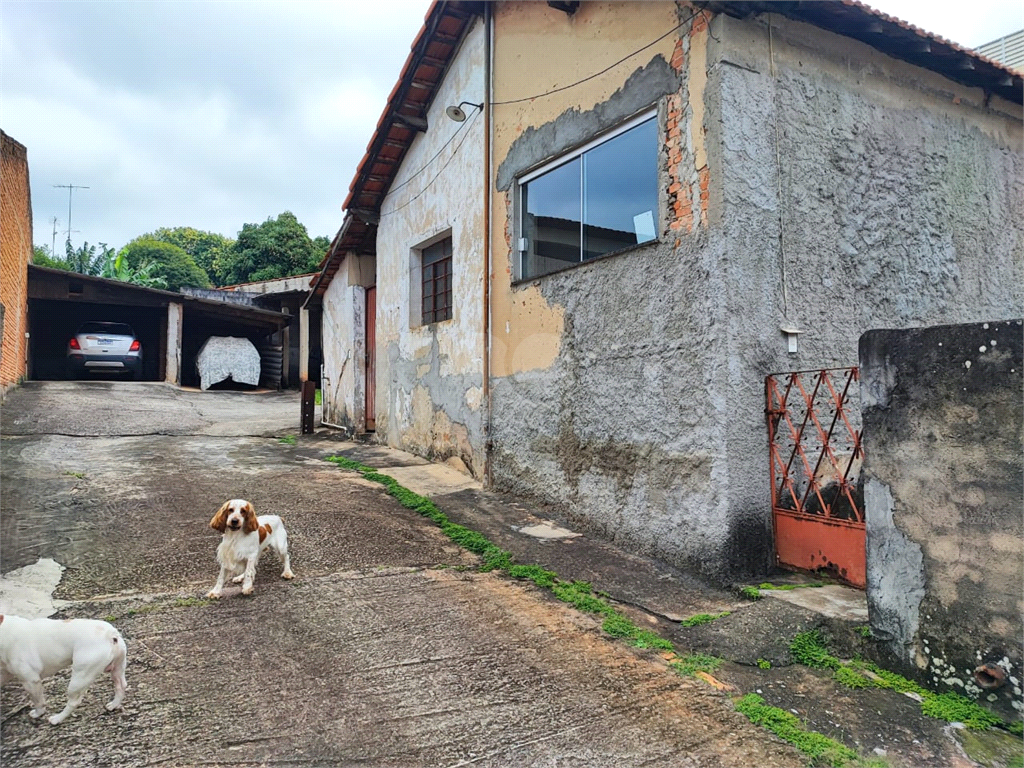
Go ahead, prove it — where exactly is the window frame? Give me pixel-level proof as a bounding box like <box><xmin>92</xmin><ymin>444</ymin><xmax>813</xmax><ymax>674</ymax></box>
<box><xmin>516</xmin><ymin>108</ymin><xmax>660</xmax><ymax>281</ymax></box>
<box><xmin>418</xmin><ymin>234</ymin><xmax>453</xmax><ymax>326</ymax></box>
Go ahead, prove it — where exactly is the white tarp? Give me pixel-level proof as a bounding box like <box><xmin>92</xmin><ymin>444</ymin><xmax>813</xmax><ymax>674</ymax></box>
<box><xmin>196</xmin><ymin>336</ymin><xmax>261</xmax><ymax>390</ymax></box>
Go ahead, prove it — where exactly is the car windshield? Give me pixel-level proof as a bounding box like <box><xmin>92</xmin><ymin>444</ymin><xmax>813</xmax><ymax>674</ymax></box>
<box><xmin>77</xmin><ymin>322</ymin><xmax>135</xmax><ymax>336</ymax></box>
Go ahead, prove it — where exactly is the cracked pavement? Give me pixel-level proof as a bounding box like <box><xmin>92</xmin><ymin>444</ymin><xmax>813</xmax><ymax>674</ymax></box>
<box><xmin>1</xmin><ymin>382</ymin><xmax>804</xmax><ymax>767</ymax></box>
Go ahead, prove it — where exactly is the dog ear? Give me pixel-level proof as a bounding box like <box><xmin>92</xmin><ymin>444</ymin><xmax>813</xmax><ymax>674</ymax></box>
<box><xmin>242</xmin><ymin>501</ymin><xmax>259</xmax><ymax>534</ymax></box>
<box><xmin>210</xmin><ymin>501</ymin><xmax>231</xmax><ymax>533</ymax></box>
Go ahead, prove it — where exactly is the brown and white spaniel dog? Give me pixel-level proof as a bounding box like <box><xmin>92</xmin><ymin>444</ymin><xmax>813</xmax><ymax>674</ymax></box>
<box><xmin>207</xmin><ymin>499</ymin><xmax>294</xmax><ymax>598</ymax></box>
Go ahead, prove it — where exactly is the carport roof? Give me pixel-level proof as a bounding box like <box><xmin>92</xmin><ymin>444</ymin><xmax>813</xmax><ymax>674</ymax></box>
<box><xmin>28</xmin><ymin>265</ymin><xmax>290</xmax><ymax>331</ymax></box>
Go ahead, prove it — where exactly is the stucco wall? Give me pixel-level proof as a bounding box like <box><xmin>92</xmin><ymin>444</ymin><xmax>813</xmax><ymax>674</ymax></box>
<box><xmin>373</xmin><ymin>18</ymin><xmax>487</xmax><ymax>476</ymax></box>
<box><xmin>487</xmin><ymin>2</ymin><xmax>1023</xmax><ymax>581</ymax></box>
<box><xmin>860</xmin><ymin>320</ymin><xmax>1023</xmax><ymax>717</ymax></box>
<box><xmin>320</xmin><ymin>254</ymin><xmax>372</xmax><ymax>433</ymax></box>
<box><xmin>707</xmin><ymin>11</ymin><xmax>1023</xmax><ymax>576</ymax></box>
<box><xmin>1</xmin><ymin>131</ymin><xmax>33</xmax><ymax>392</ymax></box>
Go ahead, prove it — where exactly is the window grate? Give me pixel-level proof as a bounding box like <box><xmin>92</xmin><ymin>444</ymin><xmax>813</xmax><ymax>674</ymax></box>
<box><xmin>422</xmin><ymin>237</ymin><xmax>452</xmax><ymax>324</ymax></box>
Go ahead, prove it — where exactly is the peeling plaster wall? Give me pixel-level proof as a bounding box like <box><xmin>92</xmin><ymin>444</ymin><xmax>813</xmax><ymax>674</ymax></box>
<box><xmin>320</xmin><ymin>254</ymin><xmax>373</xmax><ymax>433</ymax></box>
<box><xmin>860</xmin><ymin>321</ymin><xmax>1023</xmax><ymax>717</ymax></box>
<box><xmin>488</xmin><ymin>1</ymin><xmax>1023</xmax><ymax>581</ymax></box>
<box><xmin>374</xmin><ymin>19</ymin><xmax>487</xmax><ymax>476</ymax></box>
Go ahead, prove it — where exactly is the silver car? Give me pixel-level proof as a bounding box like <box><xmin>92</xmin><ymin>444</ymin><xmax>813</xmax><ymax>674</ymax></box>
<box><xmin>66</xmin><ymin>322</ymin><xmax>143</xmax><ymax>380</ymax></box>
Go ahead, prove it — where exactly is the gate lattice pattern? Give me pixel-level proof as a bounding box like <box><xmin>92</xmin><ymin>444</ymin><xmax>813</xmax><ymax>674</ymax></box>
<box><xmin>765</xmin><ymin>367</ymin><xmax>866</xmax><ymax>587</ymax></box>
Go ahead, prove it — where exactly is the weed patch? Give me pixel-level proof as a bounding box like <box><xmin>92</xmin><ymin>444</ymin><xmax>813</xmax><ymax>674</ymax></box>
<box><xmin>757</xmin><ymin>658</ymin><xmax>772</xmax><ymax>670</ymax></box>
<box><xmin>110</xmin><ymin>596</ymin><xmax>212</xmax><ymax>622</ymax></box>
<box><xmin>63</xmin><ymin>471</ymin><xmax>86</xmax><ymax>479</ymax></box>
<box><xmin>671</xmin><ymin>653</ymin><xmax>722</xmax><ymax>676</ymax></box>
<box><xmin>791</xmin><ymin>634</ymin><xmax>1011</xmax><ymax>733</ymax></box>
<box><xmin>790</xmin><ymin>630</ymin><xmax>841</xmax><ymax>670</ymax></box>
<box><xmin>740</xmin><ymin>586</ymin><xmax>762</xmax><ymax>600</ymax></box>
<box><xmin>601</xmin><ymin>614</ymin><xmax>673</xmax><ymax>651</ymax></box>
<box><xmin>278</xmin><ymin>435</ymin><xmax>297</xmax><ymax>445</ymax></box>
<box><xmin>735</xmin><ymin>694</ymin><xmax>857</xmax><ymax>767</ymax></box>
<box><xmin>680</xmin><ymin>611</ymin><xmax>730</xmax><ymax>627</ymax></box>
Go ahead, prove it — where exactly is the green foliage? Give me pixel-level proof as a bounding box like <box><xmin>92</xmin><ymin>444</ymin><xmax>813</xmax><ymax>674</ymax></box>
<box><xmin>758</xmin><ymin>581</ymin><xmax>826</xmax><ymax>591</ymax></box>
<box><xmin>920</xmin><ymin>692</ymin><xmax>1003</xmax><ymax>730</ymax></box>
<box><xmin>601</xmin><ymin>614</ymin><xmax>674</xmax><ymax>651</ymax></box>
<box><xmin>506</xmin><ymin>564</ymin><xmax>556</xmax><ymax>588</ymax></box>
<box><xmin>790</xmin><ymin>630</ymin><xmax>841</xmax><ymax>670</ymax></box>
<box><xmin>680</xmin><ymin>611</ymin><xmax>730</xmax><ymax>627</ymax></box>
<box><xmin>735</xmin><ymin>694</ymin><xmax>857</xmax><ymax>767</ymax></box>
<box><xmin>98</xmin><ymin>249</ymin><xmax>168</xmax><ymax>288</ymax></box>
<box><xmin>850</xmin><ymin>660</ymin><xmax>929</xmax><ymax>697</ymax></box>
<box><xmin>551</xmin><ymin>580</ymin><xmax>614</xmax><ymax>615</ymax></box>
<box><xmin>33</xmin><ymin>244</ymin><xmax>73</xmax><ymax>270</ymax></box>
<box><xmin>757</xmin><ymin>658</ymin><xmax>772</xmax><ymax>670</ymax></box>
<box><xmin>64</xmin><ymin>240</ymin><xmax>115</xmax><ymax>276</ymax></box>
<box><xmin>120</xmin><ymin>237</ymin><xmax>210</xmax><ymax>291</ymax></box>
<box><xmin>855</xmin><ymin>625</ymin><xmax>873</xmax><ymax>639</ymax></box>
<box><xmin>215</xmin><ymin>211</ymin><xmax>327</xmax><ymax>286</ymax></box>
<box><xmin>1008</xmin><ymin>721</ymin><xmax>1024</xmax><ymax>737</ymax></box>
<box><xmin>278</xmin><ymin>435</ymin><xmax>297</xmax><ymax>445</ymax></box>
<box><xmin>670</xmin><ymin>653</ymin><xmax>722</xmax><ymax>676</ymax></box>
<box><xmin>147</xmin><ymin>227</ymin><xmax>234</xmax><ymax>284</ymax></box>
<box><xmin>315</xmin><ymin>389</ymin><xmax>322</xmax><ymax>405</ymax></box>
<box><xmin>834</xmin><ymin>666</ymin><xmax>870</xmax><ymax>689</ymax></box>
<box><xmin>1008</xmin><ymin>755</ymin><xmax>1023</xmax><ymax>768</ymax></box>
<box><xmin>740</xmin><ymin>586</ymin><xmax>762</xmax><ymax>600</ymax></box>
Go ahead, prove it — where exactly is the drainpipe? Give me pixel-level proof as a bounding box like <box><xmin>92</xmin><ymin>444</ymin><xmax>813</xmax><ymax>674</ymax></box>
<box><xmin>483</xmin><ymin>1</ymin><xmax>493</xmax><ymax>489</ymax></box>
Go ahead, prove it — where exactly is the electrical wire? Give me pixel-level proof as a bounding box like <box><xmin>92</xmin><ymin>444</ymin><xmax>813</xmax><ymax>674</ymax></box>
<box><xmin>491</xmin><ymin>8</ymin><xmax>705</xmax><ymax>106</ymax></box>
<box><xmin>379</xmin><ymin>109</ymin><xmax>482</xmax><ymax>219</ymax></box>
<box><xmin>365</xmin><ymin>8</ymin><xmax>709</xmax><ymax>216</ymax></box>
<box><xmin>381</xmin><ymin>104</ymin><xmax>481</xmax><ymax>201</ymax></box>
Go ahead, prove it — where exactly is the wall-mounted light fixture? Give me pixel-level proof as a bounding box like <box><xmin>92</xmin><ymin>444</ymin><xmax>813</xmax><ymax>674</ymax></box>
<box><xmin>444</xmin><ymin>101</ymin><xmax>483</xmax><ymax>122</ymax></box>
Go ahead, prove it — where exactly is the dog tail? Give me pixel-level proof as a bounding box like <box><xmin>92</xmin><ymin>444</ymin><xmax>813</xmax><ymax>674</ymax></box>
<box><xmin>105</xmin><ymin>632</ymin><xmax>129</xmax><ymax>695</ymax></box>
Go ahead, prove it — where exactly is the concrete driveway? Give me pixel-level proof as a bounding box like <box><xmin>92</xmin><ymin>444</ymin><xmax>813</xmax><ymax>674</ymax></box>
<box><xmin>0</xmin><ymin>382</ymin><xmax>802</xmax><ymax>767</ymax></box>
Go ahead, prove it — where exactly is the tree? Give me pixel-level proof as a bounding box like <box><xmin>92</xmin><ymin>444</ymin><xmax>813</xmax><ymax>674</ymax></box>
<box><xmin>120</xmin><ymin>237</ymin><xmax>211</xmax><ymax>291</ymax></box>
<box><xmin>98</xmin><ymin>250</ymin><xmax>168</xmax><ymax>289</ymax></box>
<box><xmin>215</xmin><ymin>211</ymin><xmax>327</xmax><ymax>286</ymax></box>
<box><xmin>146</xmin><ymin>227</ymin><xmax>234</xmax><ymax>285</ymax></box>
<box><xmin>33</xmin><ymin>244</ymin><xmax>73</xmax><ymax>271</ymax></box>
<box><xmin>63</xmin><ymin>241</ymin><xmax>115</xmax><ymax>276</ymax></box>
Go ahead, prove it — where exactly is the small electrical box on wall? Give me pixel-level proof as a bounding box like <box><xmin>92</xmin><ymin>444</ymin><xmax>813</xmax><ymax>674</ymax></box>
<box><xmin>780</xmin><ymin>323</ymin><xmax>802</xmax><ymax>355</ymax></box>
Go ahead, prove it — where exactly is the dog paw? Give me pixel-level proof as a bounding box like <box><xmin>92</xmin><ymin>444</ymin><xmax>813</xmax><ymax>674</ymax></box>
<box><xmin>105</xmin><ymin>701</ymin><xmax>121</xmax><ymax>711</ymax></box>
<box><xmin>47</xmin><ymin>714</ymin><xmax>65</xmax><ymax>725</ymax></box>
<box><xmin>241</xmin><ymin>585</ymin><xmax>254</xmax><ymax>595</ymax></box>
<box><xmin>231</xmin><ymin>575</ymin><xmax>245</xmax><ymax>584</ymax></box>
<box><xmin>281</xmin><ymin>570</ymin><xmax>295</xmax><ymax>580</ymax></box>
<box><xmin>29</xmin><ymin>708</ymin><xmax>44</xmax><ymax>719</ymax></box>
<box><xmin>206</xmin><ymin>590</ymin><xmax>222</xmax><ymax>599</ymax></box>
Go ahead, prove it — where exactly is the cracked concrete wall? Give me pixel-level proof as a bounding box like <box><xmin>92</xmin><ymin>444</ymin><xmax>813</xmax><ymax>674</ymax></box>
<box><xmin>374</xmin><ymin>18</ymin><xmax>486</xmax><ymax>476</ymax></box>
<box><xmin>488</xmin><ymin>2</ymin><xmax>1023</xmax><ymax>582</ymax></box>
<box><xmin>860</xmin><ymin>321</ymin><xmax>1023</xmax><ymax>717</ymax></box>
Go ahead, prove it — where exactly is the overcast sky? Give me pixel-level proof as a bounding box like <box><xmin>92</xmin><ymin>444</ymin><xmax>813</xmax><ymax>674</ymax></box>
<box><xmin>2</xmin><ymin>0</ymin><xmax>1021</xmax><ymax>255</ymax></box>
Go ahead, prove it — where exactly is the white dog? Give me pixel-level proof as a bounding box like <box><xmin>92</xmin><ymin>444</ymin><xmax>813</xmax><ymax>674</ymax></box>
<box><xmin>207</xmin><ymin>499</ymin><xmax>294</xmax><ymax>598</ymax></box>
<box><xmin>0</xmin><ymin>614</ymin><xmax>128</xmax><ymax>725</ymax></box>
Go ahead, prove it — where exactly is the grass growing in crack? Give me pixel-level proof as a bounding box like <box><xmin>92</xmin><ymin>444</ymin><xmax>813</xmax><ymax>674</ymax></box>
<box><xmin>790</xmin><ymin>630</ymin><xmax>842</xmax><ymax>670</ymax></box>
<box><xmin>63</xmin><ymin>470</ymin><xmax>86</xmax><ymax>479</ymax></box>
<box><xmin>671</xmin><ymin>653</ymin><xmax>722</xmax><ymax>676</ymax></box>
<box><xmin>757</xmin><ymin>658</ymin><xmax>772</xmax><ymax>670</ymax></box>
<box><xmin>1009</xmin><ymin>721</ymin><xmax>1024</xmax><ymax>737</ymax></box>
<box><xmin>758</xmin><ymin>581</ymin><xmax>826</xmax><ymax>591</ymax></box>
<box><xmin>602</xmin><ymin>614</ymin><xmax>674</xmax><ymax>651</ymax></box>
<box><xmin>855</xmin><ymin>625</ymin><xmax>873</xmax><ymax>638</ymax></box>
<box><xmin>740</xmin><ymin>586</ymin><xmax>762</xmax><ymax>600</ymax></box>
<box><xmin>735</xmin><ymin>694</ymin><xmax>857</xmax><ymax>767</ymax></box>
<box><xmin>680</xmin><ymin>611</ymin><xmax>730</xmax><ymax>627</ymax></box>
<box><xmin>792</xmin><ymin>632</ymin><xmax>1011</xmax><ymax>733</ymax></box>
<box><xmin>278</xmin><ymin>435</ymin><xmax>297</xmax><ymax>445</ymax></box>
<box><xmin>109</xmin><ymin>596</ymin><xmax>212</xmax><ymax>622</ymax></box>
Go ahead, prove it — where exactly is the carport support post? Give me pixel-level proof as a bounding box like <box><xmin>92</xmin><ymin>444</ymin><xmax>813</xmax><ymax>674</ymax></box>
<box><xmin>166</xmin><ymin>301</ymin><xmax>183</xmax><ymax>385</ymax></box>
<box><xmin>299</xmin><ymin>307</ymin><xmax>309</xmax><ymax>382</ymax></box>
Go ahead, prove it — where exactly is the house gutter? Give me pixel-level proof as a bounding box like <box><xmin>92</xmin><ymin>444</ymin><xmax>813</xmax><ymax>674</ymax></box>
<box><xmin>482</xmin><ymin>1</ymin><xmax>493</xmax><ymax>489</ymax></box>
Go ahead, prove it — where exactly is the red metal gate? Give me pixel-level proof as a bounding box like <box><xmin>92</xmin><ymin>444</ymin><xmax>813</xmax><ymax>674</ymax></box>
<box><xmin>765</xmin><ymin>367</ymin><xmax>865</xmax><ymax>588</ymax></box>
<box><xmin>365</xmin><ymin>286</ymin><xmax>376</xmax><ymax>432</ymax></box>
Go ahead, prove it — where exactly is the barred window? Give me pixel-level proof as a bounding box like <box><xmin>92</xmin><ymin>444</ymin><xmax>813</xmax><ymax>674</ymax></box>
<box><xmin>421</xmin><ymin>237</ymin><xmax>452</xmax><ymax>324</ymax></box>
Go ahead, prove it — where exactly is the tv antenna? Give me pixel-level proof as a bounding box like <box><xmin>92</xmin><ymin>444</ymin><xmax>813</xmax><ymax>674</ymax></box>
<box><xmin>53</xmin><ymin>183</ymin><xmax>89</xmax><ymax>245</ymax></box>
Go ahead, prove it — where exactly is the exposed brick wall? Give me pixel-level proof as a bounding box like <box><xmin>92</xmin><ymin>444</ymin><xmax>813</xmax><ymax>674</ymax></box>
<box><xmin>1</xmin><ymin>130</ymin><xmax>33</xmax><ymax>389</ymax></box>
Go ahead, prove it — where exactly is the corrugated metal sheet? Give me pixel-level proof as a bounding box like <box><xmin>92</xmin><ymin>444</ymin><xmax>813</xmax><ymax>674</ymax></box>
<box><xmin>977</xmin><ymin>29</ymin><xmax>1024</xmax><ymax>74</ymax></box>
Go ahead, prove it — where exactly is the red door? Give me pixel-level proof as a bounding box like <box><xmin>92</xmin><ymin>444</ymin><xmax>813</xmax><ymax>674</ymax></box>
<box><xmin>364</xmin><ymin>286</ymin><xmax>376</xmax><ymax>432</ymax></box>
